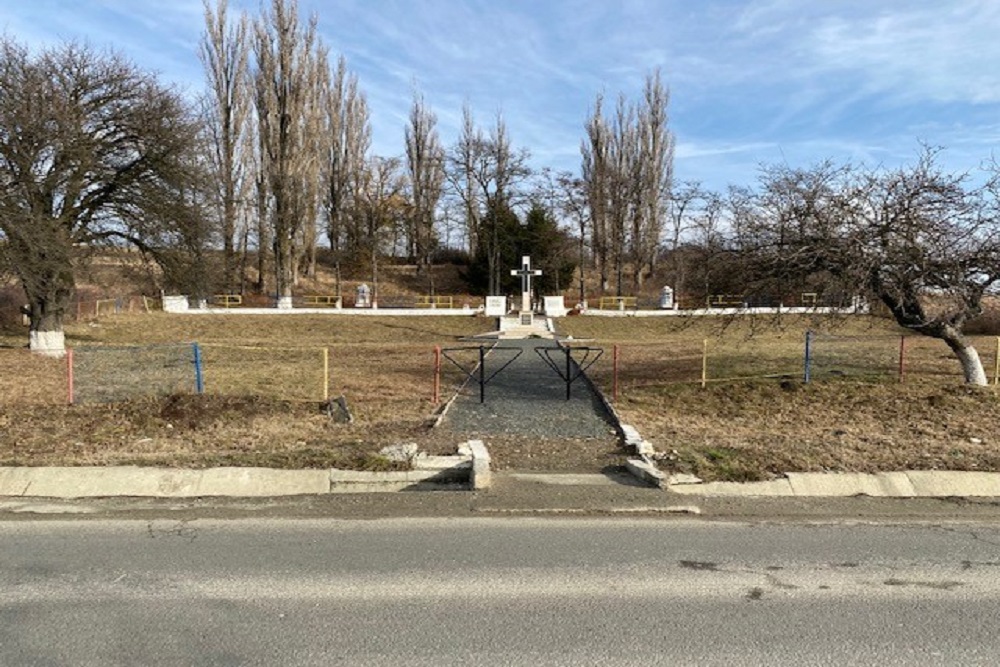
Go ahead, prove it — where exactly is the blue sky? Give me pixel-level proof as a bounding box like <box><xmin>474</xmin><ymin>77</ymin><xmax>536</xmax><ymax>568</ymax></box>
<box><xmin>4</xmin><ymin>0</ymin><xmax>1000</xmax><ymax>192</ymax></box>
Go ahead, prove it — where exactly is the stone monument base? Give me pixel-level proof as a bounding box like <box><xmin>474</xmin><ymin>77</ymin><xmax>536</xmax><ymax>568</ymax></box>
<box><xmin>30</xmin><ymin>330</ymin><xmax>66</xmax><ymax>357</ymax></box>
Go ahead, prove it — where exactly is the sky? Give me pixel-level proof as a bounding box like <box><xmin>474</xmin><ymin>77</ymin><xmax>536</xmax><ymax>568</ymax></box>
<box><xmin>4</xmin><ymin>0</ymin><xmax>1000</xmax><ymax>193</ymax></box>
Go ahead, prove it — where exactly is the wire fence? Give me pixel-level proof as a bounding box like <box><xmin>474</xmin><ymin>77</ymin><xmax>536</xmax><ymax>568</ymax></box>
<box><xmin>588</xmin><ymin>332</ymin><xmax>1000</xmax><ymax>400</ymax></box>
<box><xmin>1</xmin><ymin>343</ymin><xmax>332</xmax><ymax>405</ymax></box>
<box><xmin>197</xmin><ymin>344</ymin><xmax>328</xmax><ymax>403</ymax></box>
<box><xmin>4</xmin><ymin>331</ymin><xmax>999</xmax><ymax>407</ymax></box>
<box><xmin>69</xmin><ymin>343</ymin><xmax>200</xmax><ymax>404</ymax></box>
<box><xmin>0</xmin><ymin>295</ymin><xmax>161</xmax><ymax>328</ymax></box>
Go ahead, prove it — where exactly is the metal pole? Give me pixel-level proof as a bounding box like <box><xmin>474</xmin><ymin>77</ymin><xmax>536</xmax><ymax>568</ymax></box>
<box><xmin>193</xmin><ymin>342</ymin><xmax>205</xmax><ymax>394</ymax></box>
<box><xmin>66</xmin><ymin>348</ymin><xmax>74</xmax><ymax>405</ymax></box>
<box><xmin>995</xmin><ymin>337</ymin><xmax>999</xmax><ymax>385</ymax></box>
<box><xmin>479</xmin><ymin>345</ymin><xmax>486</xmax><ymax>403</ymax></box>
<box><xmin>701</xmin><ymin>339</ymin><xmax>708</xmax><ymax>389</ymax></box>
<box><xmin>434</xmin><ymin>346</ymin><xmax>441</xmax><ymax>404</ymax></box>
<box><xmin>898</xmin><ymin>335</ymin><xmax>906</xmax><ymax>383</ymax></box>
<box><xmin>803</xmin><ymin>330</ymin><xmax>812</xmax><ymax>384</ymax></box>
<box><xmin>322</xmin><ymin>347</ymin><xmax>330</xmax><ymax>402</ymax></box>
<box><xmin>613</xmin><ymin>344</ymin><xmax>619</xmax><ymax>403</ymax></box>
<box><xmin>565</xmin><ymin>347</ymin><xmax>572</xmax><ymax>400</ymax></box>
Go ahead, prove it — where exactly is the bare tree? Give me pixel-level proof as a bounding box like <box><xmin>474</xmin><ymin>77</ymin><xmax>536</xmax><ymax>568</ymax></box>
<box><xmin>448</xmin><ymin>104</ymin><xmax>483</xmax><ymax>257</ymax></box>
<box><xmin>404</xmin><ymin>91</ymin><xmax>445</xmax><ymax>287</ymax></box>
<box><xmin>535</xmin><ymin>168</ymin><xmax>590</xmax><ymax>305</ymax></box>
<box><xmin>741</xmin><ymin>148</ymin><xmax>1000</xmax><ymax>384</ymax></box>
<box><xmin>446</xmin><ymin>107</ymin><xmax>530</xmax><ymax>294</ymax></box>
<box><xmin>582</xmin><ymin>71</ymin><xmax>675</xmax><ymax>295</ymax></box>
<box><xmin>321</xmin><ymin>55</ymin><xmax>370</xmax><ymax>288</ymax></box>
<box><xmin>200</xmin><ymin>0</ymin><xmax>252</xmax><ymax>292</ymax></box>
<box><xmin>582</xmin><ymin>93</ymin><xmax>636</xmax><ymax>295</ymax></box>
<box><xmin>0</xmin><ymin>37</ymin><xmax>201</xmax><ymax>354</ymax></box>
<box><xmin>581</xmin><ymin>94</ymin><xmax>611</xmax><ymax>292</ymax></box>
<box><xmin>632</xmin><ymin>70</ymin><xmax>674</xmax><ymax>289</ymax></box>
<box><xmin>251</xmin><ymin>0</ymin><xmax>322</xmax><ymax>307</ymax></box>
<box><xmin>353</xmin><ymin>155</ymin><xmax>406</xmax><ymax>302</ymax></box>
<box><xmin>663</xmin><ymin>180</ymin><xmax>707</xmax><ymax>300</ymax></box>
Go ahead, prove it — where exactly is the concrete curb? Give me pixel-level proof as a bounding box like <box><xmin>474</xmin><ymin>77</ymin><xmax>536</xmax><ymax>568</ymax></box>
<box><xmin>624</xmin><ymin>459</ymin><xmax>666</xmax><ymax>489</ymax></box>
<box><xmin>667</xmin><ymin>470</ymin><xmax>1000</xmax><ymax>497</ymax></box>
<box><xmin>468</xmin><ymin>440</ymin><xmax>492</xmax><ymax>490</ymax></box>
<box><xmin>2</xmin><ymin>465</ymin><xmax>1000</xmax><ymax>499</ymax></box>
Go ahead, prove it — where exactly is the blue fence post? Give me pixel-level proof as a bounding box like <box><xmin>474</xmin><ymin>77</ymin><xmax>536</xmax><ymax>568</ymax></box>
<box><xmin>803</xmin><ymin>330</ymin><xmax>813</xmax><ymax>384</ymax></box>
<box><xmin>192</xmin><ymin>342</ymin><xmax>205</xmax><ymax>394</ymax></box>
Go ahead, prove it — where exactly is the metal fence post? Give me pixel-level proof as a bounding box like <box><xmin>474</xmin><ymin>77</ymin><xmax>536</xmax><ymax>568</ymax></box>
<box><xmin>995</xmin><ymin>337</ymin><xmax>999</xmax><ymax>385</ymax></box>
<box><xmin>192</xmin><ymin>342</ymin><xmax>204</xmax><ymax>394</ymax></box>
<box><xmin>66</xmin><ymin>348</ymin><xmax>74</xmax><ymax>405</ymax></box>
<box><xmin>701</xmin><ymin>339</ymin><xmax>708</xmax><ymax>389</ymax></box>
<box><xmin>322</xmin><ymin>347</ymin><xmax>330</xmax><ymax>402</ymax></box>
<box><xmin>565</xmin><ymin>347</ymin><xmax>572</xmax><ymax>400</ymax></box>
<box><xmin>479</xmin><ymin>345</ymin><xmax>486</xmax><ymax>403</ymax></box>
<box><xmin>803</xmin><ymin>330</ymin><xmax>813</xmax><ymax>384</ymax></box>
<box><xmin>433</xmin><ymin>346</ymin><xmax>441</xmax><ymax>404</ymax></box>
<box><xmin>898</xmin><ymin>335</ymin><xmax>906</xmax><ymax>383</ymax></box>
<box><xmin>613</xmin><ymin>344</ymin><xmax>619</xmax><ymax>402</ymax></box>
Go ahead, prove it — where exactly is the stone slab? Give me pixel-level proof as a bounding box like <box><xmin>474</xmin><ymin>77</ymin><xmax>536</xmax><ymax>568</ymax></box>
<box><xmin>543</xmin><ymin>296</ymin><xmax>567</xmax><ymax>317</ymax></box>
<box><xmin>468</xmin><ymin>440</ymin><xmax>492</xmax><ymax>490</ymax></box>
<box><xmin>412</xmin><ymin>456</ymin><xmax>472</xmax><ymax>471</ymax></box>
<box><xmin>620</xmin><ymin>424</ymin><xmax>643</xmax><ymax>447</ymax></box>
<box><xmin>485</xmin><ymin>296</ymin><xmax>507</xmax><ymax>317</ymax></box>
<box><xmin>905</xmin><ymin>471</ymin><xmax>1000</xmax><ymax>497</ymax></box>
<box><xmin>625</xmin><ymin>459</ymin><xmax>666</xmax><ymax>489</ymax></box>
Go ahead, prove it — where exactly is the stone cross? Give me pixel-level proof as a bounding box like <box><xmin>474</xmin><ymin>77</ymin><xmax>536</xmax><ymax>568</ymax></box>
<box><xmin>511</xmin><ymin>255</ymin><xmax>542</xmax><ymax>312</ymax></box>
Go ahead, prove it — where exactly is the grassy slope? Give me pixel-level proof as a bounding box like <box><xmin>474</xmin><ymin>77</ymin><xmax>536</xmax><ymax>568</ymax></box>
<box><xmin>559</xmin><ymin>315</ymin><xmax>1000</xmax><ymax>481</ymax></box>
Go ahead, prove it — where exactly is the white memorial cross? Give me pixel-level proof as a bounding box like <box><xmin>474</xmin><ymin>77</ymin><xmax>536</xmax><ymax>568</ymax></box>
<box><xmin>511</xmin><ymin>255</ymin><xmax>542</xmax><ymax>312</ymax></box>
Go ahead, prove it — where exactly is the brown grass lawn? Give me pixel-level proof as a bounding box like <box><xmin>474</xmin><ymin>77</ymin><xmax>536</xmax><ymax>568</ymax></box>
<box><xmin>0</xmin><ymin>314</ymin><xmax>490</xmax><ymax>469</ymax></box>
<box><xmin>2</xmin><ymin>310</ymin><xmax>1000</xmax><ymax>479</ymax></box>
<box><xmin>559</xmin><ymin>314</ymin><xmax>1000</xmax><ymax>481</ymax></box>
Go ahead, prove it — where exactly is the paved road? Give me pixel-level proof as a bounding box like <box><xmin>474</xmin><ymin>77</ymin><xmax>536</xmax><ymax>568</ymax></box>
<box><xmin>3</xmin><ymin>518</ymin><xmax>1000</xmax><ymax>665</ymax></box>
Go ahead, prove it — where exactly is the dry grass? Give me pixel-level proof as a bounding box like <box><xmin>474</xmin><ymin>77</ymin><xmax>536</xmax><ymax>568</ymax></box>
<box><xmin>0</xmin><ymin>313</ymin><xmax>492</xmax><ymax>469</ymax></box>
<box><xmin>4</xmin><ymin>310</ymin><xmax>1000</xmax><ymax>477</ymax></box>
<box><xmin>560</xmin><ymin>314</ymin><xmax>1000</xmax><ymax>481</ymax></box>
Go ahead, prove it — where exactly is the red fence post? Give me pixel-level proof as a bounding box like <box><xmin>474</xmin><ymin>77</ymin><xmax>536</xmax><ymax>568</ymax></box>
<box><xmin>66</xmin><ymin>348</ymin><xmax>74</xmax><ymax>405</ymax></box>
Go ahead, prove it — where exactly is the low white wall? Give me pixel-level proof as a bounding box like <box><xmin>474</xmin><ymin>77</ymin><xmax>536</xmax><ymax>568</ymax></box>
<box><xmin>580</xmin><ymin>306</ymin><xmax>869</xmax><ymax>318</ymax></box>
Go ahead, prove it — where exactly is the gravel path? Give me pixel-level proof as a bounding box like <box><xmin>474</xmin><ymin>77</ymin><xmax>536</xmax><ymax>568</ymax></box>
<box><xmin>439</xmin><ymin>339</ymin><xmax>619</xmax><ymax>439</ymax></box>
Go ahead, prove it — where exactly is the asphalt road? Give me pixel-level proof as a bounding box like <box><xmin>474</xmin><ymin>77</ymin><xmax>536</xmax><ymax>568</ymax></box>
<box><xmin>3</xmin><ymin>518</ymin><xmax>1000</xmax><ymax>666</ymax></box>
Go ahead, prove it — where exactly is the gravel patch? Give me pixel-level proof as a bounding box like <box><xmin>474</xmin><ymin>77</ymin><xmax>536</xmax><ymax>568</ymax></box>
<box><xmin>439</xmin><ymin>339</ymin><xmax>619</xmax><ymax>440</ymax></box>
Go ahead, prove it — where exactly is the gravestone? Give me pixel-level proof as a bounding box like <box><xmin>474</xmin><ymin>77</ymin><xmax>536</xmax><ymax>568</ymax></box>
<box><xmin>355</xmin><ymin>283</ymin><xmax>371</xmax><ymax>308</ymax></box>
<box><xmin>544</xmin><ymin>296</ymin><xmax>567</xmax><ymax>317</ymax></box>
<box><xmin>485</xmin><ymin>296</ymin><xmax>508</xmax><ymax>317</ymax></box>
<box><xmin>659</xmin><ymin>286</ymin><xmax>675</xmax><ymax>310</ymax></box>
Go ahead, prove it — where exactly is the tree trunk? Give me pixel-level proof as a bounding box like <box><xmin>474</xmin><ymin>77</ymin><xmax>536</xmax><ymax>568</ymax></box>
<box><xmin>27</xmin><ymin>291</ymin><xmax>70</xmax><ymax>357</ymax></box>
<box><xmin>930</xmin><ymin>322</ymin><xmax>988</xmax><ymax>385</ymax></box>
<box><xmin>945</xmin><ymin>336</ymin><xmax>988</xmax><ymax>386</ymax></box>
